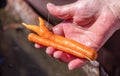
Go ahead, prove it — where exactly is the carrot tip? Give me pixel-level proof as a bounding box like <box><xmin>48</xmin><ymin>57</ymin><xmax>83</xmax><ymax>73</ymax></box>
<box><xmin>22</xmin><ymin>23</ymin><xmax>30</xmax><ymax>29</ymax></box>
<box><xmin>22</xmin><ymin>23</ymin><xmax>27</xmax><ymax>26</ymax></box>
<box><xmin>38</xmin><ymin>17</ymin><xmax>45</xmax><ymax>26</ymax></box>
<box><xmin>22</xmin><ymin>23</ymin><xmax>31</xmax><ymax>29</ymax></box>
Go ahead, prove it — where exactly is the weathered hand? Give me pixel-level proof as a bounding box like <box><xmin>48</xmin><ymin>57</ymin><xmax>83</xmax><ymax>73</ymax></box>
<box><xmin>35</xmin><ymin>0</ymin><xmax>120</xmax><ymax>70</ymax></box>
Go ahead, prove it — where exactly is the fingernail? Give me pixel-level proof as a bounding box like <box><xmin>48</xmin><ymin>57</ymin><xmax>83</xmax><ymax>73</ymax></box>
<box><xmin>53</xmin><ymin>51</ymin><xmax>63</xmax><ymax>59</ymax></box>
<box><xmin>68</xmin><ymin>63</ymin><xmax>75</xmax><ymax>70</ymax></box>
<box><xmin>34</xmin><ymin>44</ymin><xmax>41</xmax><ymax>48</ymax></box>
<box><xmin>47</xmin><ymin>3</ymin><xmax>55</xmax><ymax>8</ymax></box>
<box><xmin>68</xmin><ymin>58</ymin><xmax>85</xmax><ymax>70</ymax></box>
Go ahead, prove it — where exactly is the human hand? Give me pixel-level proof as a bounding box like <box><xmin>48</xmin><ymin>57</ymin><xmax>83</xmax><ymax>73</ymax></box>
<box><xmin>35</xmin><ymin>0</ymin><xmax>120</xmax><ymax>70</ymax></box>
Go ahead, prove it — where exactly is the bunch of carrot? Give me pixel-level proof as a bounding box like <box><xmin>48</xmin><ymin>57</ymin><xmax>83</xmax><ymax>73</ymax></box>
<box><xmin>22</xmin><ymin>17</ymin><xmax>98</xmax><ymax>61</ymax></box>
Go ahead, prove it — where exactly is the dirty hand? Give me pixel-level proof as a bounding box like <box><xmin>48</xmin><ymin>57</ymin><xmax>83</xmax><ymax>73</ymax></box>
<box><xmin>35</xmin><ymin>0</ymin><xmax>120</xmax><ymax>70</ymax></box>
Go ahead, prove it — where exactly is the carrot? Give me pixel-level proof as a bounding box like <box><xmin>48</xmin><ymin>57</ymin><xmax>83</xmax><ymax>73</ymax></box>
<box><xmin>28</xmin><ymin>33</ymin><xmax>91</xmax><ymax>60</ymax></box>
<box><xmin>22</xmin><ymin>17</ymin><xmax>98</xmax><ymax>61</ymax></box>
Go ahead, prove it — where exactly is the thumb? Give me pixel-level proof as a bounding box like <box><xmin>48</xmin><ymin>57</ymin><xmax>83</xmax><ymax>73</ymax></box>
<box><xmin>47</xmin><ymin>3</ymin><xmax>73</xmax><ymax>19</ymax></box>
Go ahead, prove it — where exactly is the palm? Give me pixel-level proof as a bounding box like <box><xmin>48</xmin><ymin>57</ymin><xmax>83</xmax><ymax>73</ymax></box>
<box><xmin>61</xmin><ymin>22</ymin><xmax>100</xmax><ymax>50</ymax></box>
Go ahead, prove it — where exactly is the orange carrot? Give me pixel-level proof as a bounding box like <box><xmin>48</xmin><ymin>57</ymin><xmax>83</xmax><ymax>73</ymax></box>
<box><xmin>22</xmin><ymin>17</ymin><xmax>98</xmax><ymax>61</ymax></box>
<box><xmin>28</xmin><ymin>33</ymin><xmax>91</xmax><ymax>60</ymax></box>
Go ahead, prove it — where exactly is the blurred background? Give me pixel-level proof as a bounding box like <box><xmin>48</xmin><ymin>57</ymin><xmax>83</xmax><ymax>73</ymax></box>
<box><xmin>0</xmin><ymin>0</ymin><xmax>120</xmax><ymax>76</ymax></box>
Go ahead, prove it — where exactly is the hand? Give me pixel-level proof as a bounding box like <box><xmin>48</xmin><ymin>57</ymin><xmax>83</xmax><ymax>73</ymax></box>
<box><xmin>35</xmin><ymin>0</ymin><xmax>120</xmax><ymax>70</ymax></box>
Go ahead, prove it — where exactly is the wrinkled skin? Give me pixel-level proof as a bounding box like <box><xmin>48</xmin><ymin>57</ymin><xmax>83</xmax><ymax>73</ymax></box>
<box><xmin>35</xmin><ymin>0</ymin><xmax>120</xmax><ymax>70</ymax></box>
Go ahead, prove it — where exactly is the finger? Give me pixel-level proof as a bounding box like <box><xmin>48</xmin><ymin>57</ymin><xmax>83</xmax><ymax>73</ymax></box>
<box><xmin>68</xmin><ymin>58</ymin><xmax>86</xmax><ymax>70</ymax></box>
<box><xmin>53</xmin><ymin>51</ymin><xmax>63</xmax><ymax>59</ymax></box>
<box><xmin>34</xmin><ymin>43</ymin><xmax>44</xmax><ymax>48</ymax></box>
<box><xmin>47</xmin><ymin>3</ymin><xmax>73</xmax><ymax>19</ymax></box>
<box><xmin>53</xmin><ymin>51</ymin><xmax>76</xmax><ymax>63</ymax></box>
<box><xmin>52</xmin><ymin>23</ymin><xmax>64</xmax><ymax>36</ymax></box>
<box><xmin>46</xmin><ymin>46</ymin><xmax>56</xmax><ymax>55</ymax></box>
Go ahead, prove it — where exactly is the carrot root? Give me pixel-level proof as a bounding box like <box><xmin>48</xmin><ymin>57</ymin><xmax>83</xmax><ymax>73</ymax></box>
<box><xmin>22</xmin><ymin>17</ymin><xmax>98</xmax><ymax>61</ymax></box>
